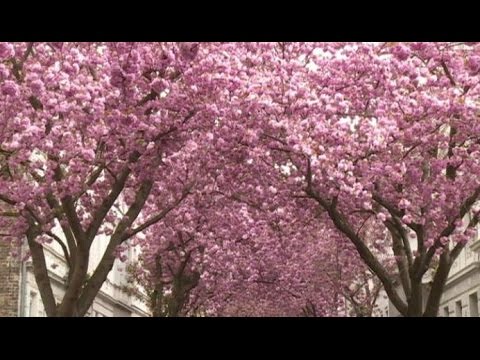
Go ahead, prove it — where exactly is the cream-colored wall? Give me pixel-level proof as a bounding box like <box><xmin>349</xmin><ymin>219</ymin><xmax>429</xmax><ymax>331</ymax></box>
<box><xmin>21</xmin><ymin>232</ymin><xmax>150</xmax><ymax>317</ymax></box>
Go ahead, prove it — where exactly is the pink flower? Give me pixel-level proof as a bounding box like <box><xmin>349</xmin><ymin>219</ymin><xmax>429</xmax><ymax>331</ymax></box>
<box><xmin>0</xmin><ymin>42</ymin><xmax>14</xmax><ymax>60</ymax></box>
<box><xmin>151</xmin><ymin>78</ymin><xmax>167</xmax><ymax>94</ymax></box>
<box><xmin>29</xmin><ymin>79</ymin><xmax>45</xmax><ymax>96</ymax></box>
<box><xmin>1</xmin><ymin>81</ymin><xmax>18</xmax><ymax>97</ymax></box>
<box><xmin>398</xmin><ymin>198</ymin><xmax>411</xmax><ymax>210</ymax></box>
<box><xmin>110</xmin><ymin>67</ymin><xmax>125</xmax><ymax>88</ymax></box>
<box><xmin>80</xmin><ymin>149</ymin><xmax>96</xmax><ymax>162</ymax></box>
<box><xmin>179</xmin><ymin>42</ymin><xmax>199</xmax><ymax>61</ymax></box>
<box><xmin>402</xmin><ymin>214</ymin><xmax>413</xmax><ymax>224</ymax></box>
<box><xmin>392</xmin><ymin>45</ymin><xmax>411</xmax><ymax>61</ymax></box>
<box><xmin>49</xmin><ymin>42</ymin><xmax>64</xmax><ymax>50</ymax></box>
<box><xmin>467</xmin><ymin>55</ymin><xmax>480</xmax><ymax>73</ymax></box>
<box><xmin>0</xmin><ymin>64</ymin><xmax>9</xmax><ymax>79</ymax></box>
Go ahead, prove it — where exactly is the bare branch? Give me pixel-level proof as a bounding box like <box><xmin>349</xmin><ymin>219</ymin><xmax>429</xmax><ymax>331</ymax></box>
<box><xmin>26</xmin><ymin>226</ymin><xmax>57</xmax><ymax>316</ymax></box>
<box><xmin>120</xmin><ymin>184</ymin><xmax>193</xmax><ymax>243</ymax></box>
<box><xmin>45</xmin><ymin>231</ymin><xmax>71</xmax><ymax>268</ymax></box>
<box><xmin>85</xmin><ymin>163</ymin><xmax>135</xmax><ymax>244</ymax></box>
<box><xmin>441</xmin><ymin>60</ymin><xmax>456</xmax><ymax>87</ymax></box>
<box><xmin>0</xmin><ymin>194</ymin><xmax>16</xmax><ymax>205</ymax></box>
<box><xmin>420</xmin><ymin>185</ymin><xmax>480</xmax><ymax>276</ymax></box>
<box><xmin>0</xmin><ymin>211</ymin><xmax>19</xmax><ymax>217</ymax></box>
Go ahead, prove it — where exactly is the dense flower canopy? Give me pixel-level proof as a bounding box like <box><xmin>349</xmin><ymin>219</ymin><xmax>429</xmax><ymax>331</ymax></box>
<box><xmin>1</xmin><ymin>42</ymin><xmax>480</xmax><ymax>316</ymax></box>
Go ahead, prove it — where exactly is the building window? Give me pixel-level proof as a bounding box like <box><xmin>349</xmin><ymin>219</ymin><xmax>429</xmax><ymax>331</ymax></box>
<box><xmin>29</xmin><ymin>291</ymin><xmax>38</xmax><ymax>317</ymax></box>
<box><xmin>455</xmin><ymin>300</ymin><xmax>462</xmax><ymax>317</ymax></box>
<box><xmin>443</xmin><ymin>306</ymin><xmax>449</xmax><ymax>317</ymax></box>
<box><xmin>469</xmin><ymin>293</ymin><xmax>479</xmax><ymax>317</ymax></box>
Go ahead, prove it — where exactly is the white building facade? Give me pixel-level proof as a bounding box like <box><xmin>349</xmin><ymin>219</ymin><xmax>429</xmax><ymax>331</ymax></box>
<box><xmin>16</xmin><ymin>234</ymin><xmax>150</xmax><ymax>317</ymax></box>
<box><xmin>385</xmin><ymin>233</ymin><xmax>480</xmax><ymax>317</ymax></box>
<box><xmin>439</xmin><ymin>234</ymin><xmax>480</xmax><ymax>317</ymax></box>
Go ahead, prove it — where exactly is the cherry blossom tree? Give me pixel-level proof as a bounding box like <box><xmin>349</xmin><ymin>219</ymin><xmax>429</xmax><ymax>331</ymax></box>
<box><xmin>3</xmin><ymin>42</ymin><xmax>479</xmax><ymax>317</ymax></box>
<box><xmin>132</xmin><ymin>166</ymin><xmax>378</xmax><ymax>316</ymax></box>
<box><xmin>228</xmin><ymin>42</ymin><xmax>480</xmax><ymax>317</ymax></box>
<box><xmin>0</xmin><ymin>42</ymin><xmax>229</xmax><ymax>316</ymax></box>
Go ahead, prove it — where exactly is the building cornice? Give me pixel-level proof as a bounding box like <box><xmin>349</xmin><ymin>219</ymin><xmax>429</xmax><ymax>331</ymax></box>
<box><xmin>444</xmin><ymin>261</ymin><xmax>480</xmax><ymax>288</ymax></box>
<box><xmin>470</xmin><ymin>238</ymin><xmax>480</xmax><ymax>253</ymax></box>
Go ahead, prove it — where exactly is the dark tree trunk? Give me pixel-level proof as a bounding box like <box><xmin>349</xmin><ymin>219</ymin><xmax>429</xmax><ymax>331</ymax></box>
<box><xmin>406</xmin><ymin>280</ymin><xmax>423</xmax><ymax>317</ymax></box>
<box><xmin>26</xmin><ymin>228</ymin><xmax>57</xmax><ymax>317</ymax></box>
<box><xmin>55</xmin><ymin>249</ymin><xmax>89</xmax><ymax>317</ymax></box>
<box><xmin>423</xmin><ymin>252</ymin><xmax>451</xmax><ymax>317</ymax></box>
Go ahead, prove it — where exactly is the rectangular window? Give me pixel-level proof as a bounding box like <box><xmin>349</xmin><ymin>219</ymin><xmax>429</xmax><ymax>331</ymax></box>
<box><xmin>443</xmin><ymin>306</ymin><xmax>449</xmax><ymax>317</ymax></box>
<box><xmin>469</xmin><ymin>293</ymin><xmax>479</xmax><ymax>317</ymax></box>
<box><xmin>455</xmin><ymin>300</ymin><xmax>462</xmax><ymax>317</ymax></box>
<box><xmin>29</xmin><ymin>291</ymin><xmax>38</xmax><ymax>317</ymax></box>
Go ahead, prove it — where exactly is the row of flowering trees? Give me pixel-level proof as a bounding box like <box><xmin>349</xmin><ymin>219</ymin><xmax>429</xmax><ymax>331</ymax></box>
<box><xmin>1</xmin><ymin>42</ymin><xmax>479</xmax><ymax>316</ymax></box>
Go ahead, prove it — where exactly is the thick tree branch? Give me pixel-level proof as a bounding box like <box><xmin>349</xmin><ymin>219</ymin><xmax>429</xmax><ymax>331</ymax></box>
<box><xmin>77</xmin><ymin>179</ymin><xmax>154</xmax><ymax>315</ymax></box>
<box><xmin>385</xmin><ymin>220</ymin><xmax>412</xmax><ymax>298</ymax></box>
<box><xmin>391</xmin><ymin>216</ymin><xmax>414</xmax><ymax>269</ymax></box>
<box><xmin>0</xmin><ymin>211</ymin><xmax>19</xmax><ymax>217</ymax></box>
<box><xmin>304</xmin><ymin>157</ymin><xmax>409</xmax><ymax>313</ymax></box>
<box><xmin>119</xmin><ymin>186</ymin><xmax>192</xmax><ymax>243</ymax></box>
<box><xmin>26</xmin><ymin>226</ymin><xmax>57</xmax><ymax>316</ymax></box>
<box><xmin>61</xmin><ymin>196</ymin><xmax>87</xmax><ymax>247</ymax></box>
<box><xmin>11</xmin><ymin>42</ymin><xmax>34</xmax><ymax>82</ymax></box>
<box><xmin>85</xmin><ymin>159</ymin><xmax>137</xmax><ymax>245</ymax></box>
<box><xmin>423</xmin><ymin>251</ymin><xmax>451</xmax><ymax>317</ymax></box>
<box><xmin>420</xmin><ymin>185</ymin><xmax>480</xmax><ymax>276</ymax></box>
<box><xmin>0</xmin><ymin>194</ymin><xmax>16</xmax><ymax>205</ymax></box>
<box><xmin>46</xmin><ymin>193</ymin><xmax>77</xmax><ymax>266</ymax></box>
<box><xmin>73</xmin><ymin>164</ymin><xmax>105</xmax><ymax>201</ymax></box>
<box><xmin>440</xmin><ymin>60</ymin><xmax>457</xmax><ymax>87</ymax></box>
<box><xmin>372</xmin><ymin>193</ymin><xmax>404</xmax><ymax>219</ymax></box>
<box><xmin>45</xmin><ymin>231</ymin><xmax>71</xmax><ymax>269</ymax></box>
<box><xmin>305</xmin><ymin>186</ymin><xmax>408</xmax><ymax>315</ymax></box>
